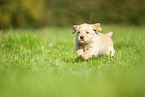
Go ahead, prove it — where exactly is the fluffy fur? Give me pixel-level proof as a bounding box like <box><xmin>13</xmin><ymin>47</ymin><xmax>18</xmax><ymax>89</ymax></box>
<box><xmin>72</xmin><ymin>23</ymin><xmax>115</xmax><ymax>60</ymax></box>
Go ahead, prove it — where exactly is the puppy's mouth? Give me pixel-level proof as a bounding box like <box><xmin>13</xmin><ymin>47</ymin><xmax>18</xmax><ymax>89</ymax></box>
<box><xmin>79</xmin><ymin>38</ymin><xmax>87</xmax><ymax>43</ymax></box>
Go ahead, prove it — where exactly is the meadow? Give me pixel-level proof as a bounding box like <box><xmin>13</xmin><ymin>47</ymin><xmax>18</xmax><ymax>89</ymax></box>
<box><xmin>0</xmin><ymin>25</ymin><xmax>145</xmax><ymax>97</ymax></box>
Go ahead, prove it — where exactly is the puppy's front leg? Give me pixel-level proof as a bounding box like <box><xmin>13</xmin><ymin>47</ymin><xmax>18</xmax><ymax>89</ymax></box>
<box><xmin>76</xmin><ymin>45</ymin><xmax>83</xmax><ymax>57</ymax></box>
<box><xmin>81</xmin><ymin>48</ymin><xmax>98</xmax><ymax>60</ymax></box>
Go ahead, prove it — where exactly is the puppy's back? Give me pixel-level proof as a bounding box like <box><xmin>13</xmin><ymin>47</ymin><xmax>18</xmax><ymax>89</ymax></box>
<box><xmin>97</xmin><ymin>32</ymin><xmax>113</xmax><ymax>53</ymax></box>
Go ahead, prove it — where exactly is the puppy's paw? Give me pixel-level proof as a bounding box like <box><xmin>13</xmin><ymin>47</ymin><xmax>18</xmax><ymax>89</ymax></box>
<box><xmin>77</xmin><ymin>51</ymin><xmax>83</xmax><ymax>57</ymax></box>
<box><xmin>77</xmin><ymin>53</ymin><xmax>82</xmax><ymax>57</ymax></box>
<box><xmin>81</xmin><ymin>54</ymin><xmax>90</xmax><ymax>60</ymax></box>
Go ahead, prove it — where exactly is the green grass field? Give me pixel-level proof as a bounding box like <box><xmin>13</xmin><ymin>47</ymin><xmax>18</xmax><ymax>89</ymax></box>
<box><xmin>0</xmin><ymin>25</ymin><xmax>145</xmax><ymax>97</ymax></box>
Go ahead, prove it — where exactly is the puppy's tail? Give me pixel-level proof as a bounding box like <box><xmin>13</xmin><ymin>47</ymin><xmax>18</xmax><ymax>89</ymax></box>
<box><xmin>106</xmin><ymin>32</ymin><xmax>113</xmax><ymax>37</ymax></box>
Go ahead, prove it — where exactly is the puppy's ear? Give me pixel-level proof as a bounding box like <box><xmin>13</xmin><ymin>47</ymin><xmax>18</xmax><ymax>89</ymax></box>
<box><xmin>72</xmin><ymin>25</ymin><xmax>79</xmax><ymax>34</ymax></box>
<box><xmin>92</xmin><ymin>23</ymin><xmax>102</xmax><ymax>31</ymax></box>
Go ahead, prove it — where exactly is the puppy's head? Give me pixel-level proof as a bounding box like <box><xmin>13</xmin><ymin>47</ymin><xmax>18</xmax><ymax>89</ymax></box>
<box><xmin>72</xmin><ymin>23</ymin><xmax>102</xmax><ymax>44</ymax></box>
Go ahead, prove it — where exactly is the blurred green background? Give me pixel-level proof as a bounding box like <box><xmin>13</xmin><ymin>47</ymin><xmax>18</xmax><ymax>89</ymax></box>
<box><xmin>0</xmin><ymin>0</ymin><xmax>145</xmax><ymax>29</ymax></box>
<box><xmin>1</xmin><ymin>0</ymin><xmax>145</xmax><ymax>97</ymax></box>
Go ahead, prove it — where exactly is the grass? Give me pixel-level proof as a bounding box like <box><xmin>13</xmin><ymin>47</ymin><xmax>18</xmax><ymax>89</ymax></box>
<box><xmin>0</xmin><ymin>25</ymin><xmax>145</xmax><ymax>97</ymax></box>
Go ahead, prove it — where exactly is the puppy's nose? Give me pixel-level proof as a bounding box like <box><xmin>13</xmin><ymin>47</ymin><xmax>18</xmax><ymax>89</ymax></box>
<box><xmin>80</xmin><ymin>36</ymin><xmax>84</xmax><ymax>39</ymax></box>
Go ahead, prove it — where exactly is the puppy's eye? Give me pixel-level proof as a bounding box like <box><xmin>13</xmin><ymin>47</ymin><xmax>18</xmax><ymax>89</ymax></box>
<box><xmin>86</xmin><ymin>32</ymin><xmax>89</xmax><ymax>34</ymax></box>
<box><xmin>78</xmin><ymin>32</ymin><xmax>80</xmax><ymax>33</ymax></box>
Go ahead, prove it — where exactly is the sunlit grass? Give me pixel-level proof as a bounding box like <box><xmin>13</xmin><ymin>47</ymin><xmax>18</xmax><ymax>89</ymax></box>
<box><xmin>0</xmin><ymin>26</ymin><xmax>145</xmax><ymax>97</ymax></box>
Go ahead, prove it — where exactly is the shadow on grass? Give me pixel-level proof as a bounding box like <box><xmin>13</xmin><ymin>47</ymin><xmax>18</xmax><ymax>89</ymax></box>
<box><xmin>63</xmin><ymin>56</ymin><xmax>101</xmax><ymax>63</ymax></box>
<box><xmin>63</xmin><ymin>57</ymin><xmax>84</xmax><ymax>63</ymax></box>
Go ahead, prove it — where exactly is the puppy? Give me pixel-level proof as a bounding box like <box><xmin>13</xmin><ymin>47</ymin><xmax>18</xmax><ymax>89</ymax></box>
<box><xmin>72</xmin><ymin>23</ymin><xmax>115</xmax><ymax>60</ymax></box>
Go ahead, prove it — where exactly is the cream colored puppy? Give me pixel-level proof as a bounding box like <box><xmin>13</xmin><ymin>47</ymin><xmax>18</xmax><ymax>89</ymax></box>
<box><xmin>72</xmin><ymin>23</ymin><xmax>115</xmax><ymax>60</ymax></box>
